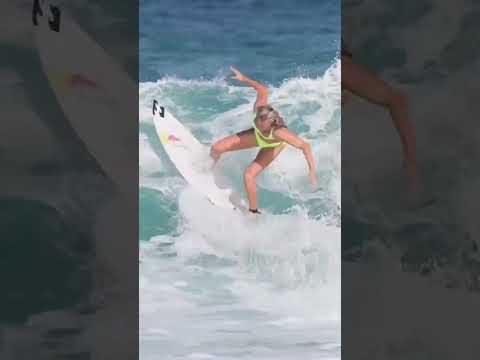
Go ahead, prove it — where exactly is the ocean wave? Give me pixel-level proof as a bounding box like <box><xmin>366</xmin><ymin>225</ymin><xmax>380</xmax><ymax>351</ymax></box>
<box><xmin>139</xmin><ymin>59</ymin><xmax>340</xmax><ymax>213</ymax></box>
<box><xmin>139</xmin><ymin>42</ymin><xmax>340</xmax><ymax>358</ymax></box>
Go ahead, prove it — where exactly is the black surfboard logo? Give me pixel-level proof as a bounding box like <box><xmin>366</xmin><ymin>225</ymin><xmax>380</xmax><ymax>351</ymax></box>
<box><xmin>32</xmin><ymin>0</ymin><xmax>61</xmax><ymax>32</ymax></box>
<box><xmin>153</xmin><ymin>100</ymin><xmax>165</xmax><ymax>118</ymax></box>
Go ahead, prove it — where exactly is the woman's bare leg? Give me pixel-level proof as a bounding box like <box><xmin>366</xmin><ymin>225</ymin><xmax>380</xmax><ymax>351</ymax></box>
<box><xmin>342</xmin><ymin>55</ymin><xmax>418</xmax><ymax>191</ymax></box>
<box><xmin>210</xmin><ymin>128</ymin><xmax>257</xmax><ymax>166</ymax></box>
<box><xmin>244</xmin><ymin>144</ymin><xmax>286</xmax><ymax>210</ymax></box>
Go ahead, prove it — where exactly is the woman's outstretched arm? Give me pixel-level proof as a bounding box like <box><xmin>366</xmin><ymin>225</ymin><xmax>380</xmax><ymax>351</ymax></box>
<box><xmin>273</xmin><ymin>128</ymin><xmax>317</xmax><ymax>188</ymax></box>
<box><xmin>230</xmin><ymin>66</ymin><xmax>269</xmax><ymax>111</ymax></box>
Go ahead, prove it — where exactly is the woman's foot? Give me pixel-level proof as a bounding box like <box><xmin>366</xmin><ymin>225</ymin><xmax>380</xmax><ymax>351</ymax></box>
<box><xmin>249</xmin><ymin>208</ymin><xmax>262</xmax><ymax>214</ymax></box>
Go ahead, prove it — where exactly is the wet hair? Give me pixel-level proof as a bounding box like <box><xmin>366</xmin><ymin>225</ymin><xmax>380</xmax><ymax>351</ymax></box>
<box><xmin>254</xmin><ymin>105</ymin><xmax>286</xmax><ymax>129</ymax></box>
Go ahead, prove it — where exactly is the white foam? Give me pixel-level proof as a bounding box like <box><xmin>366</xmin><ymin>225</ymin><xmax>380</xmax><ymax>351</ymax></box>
<box><xmin>139</xmin><ymin>134</ymin><xmax>164</xmax><ymax>176</ymax></box>
<box><xmin>173</xmin><ymin>187</ymin><xmax>341</xmax><ymax>321</ymax></box>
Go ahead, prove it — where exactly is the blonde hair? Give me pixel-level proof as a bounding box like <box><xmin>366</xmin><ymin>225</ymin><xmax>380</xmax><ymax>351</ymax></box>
<box><xmin>254</xmin><ymin>105</ymin><xmax>286</xmax><ymax>128</ymax></box>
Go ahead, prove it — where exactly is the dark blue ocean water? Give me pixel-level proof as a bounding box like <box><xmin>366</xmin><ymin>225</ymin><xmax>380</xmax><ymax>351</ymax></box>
<box><xmin>140</xmin><ymin>0</ymin><xmax>339</xmax><ymax>84</ymax></box>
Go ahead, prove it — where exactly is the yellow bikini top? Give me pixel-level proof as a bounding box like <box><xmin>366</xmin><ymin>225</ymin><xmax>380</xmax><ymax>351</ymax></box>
<box><xmin>252</xmin><ymin>115</ymin><xmax>283</xmax><ymax>149</ymax></box>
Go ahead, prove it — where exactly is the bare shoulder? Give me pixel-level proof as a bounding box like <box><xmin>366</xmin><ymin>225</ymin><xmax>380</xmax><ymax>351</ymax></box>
<box><xmin>272</xmin><ymin>126</ymin><xmax>292</xmax><ymax>139</ymax></box>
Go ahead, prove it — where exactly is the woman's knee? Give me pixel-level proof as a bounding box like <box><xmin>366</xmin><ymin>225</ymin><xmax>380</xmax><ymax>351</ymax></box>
<box><xmin>244</xmin><ymin>165</ymin><xmax>259</xmax><ymax>182</ymax></box>
<box><xmin>387</xmin><ymin>89</ymin><xmax>408</xmax><ymax>110</ymax></box>
<box><xmin>210</xmin><ymin>140</ymin><xmax>225</xmax><ymax>156</ymax></box>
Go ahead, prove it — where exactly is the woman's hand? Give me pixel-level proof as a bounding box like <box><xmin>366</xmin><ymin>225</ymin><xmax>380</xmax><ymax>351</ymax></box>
<box><xmin>230</xmin><ymin>66</ymin><xmax>247</xmax><ymax>82</ymax></box>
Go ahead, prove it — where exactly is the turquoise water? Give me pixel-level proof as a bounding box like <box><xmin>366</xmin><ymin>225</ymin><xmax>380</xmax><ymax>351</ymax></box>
<box><xmin>140</xmin><ymin>0</ymin><xmax>341</xmax><ymax>359</ymax></box>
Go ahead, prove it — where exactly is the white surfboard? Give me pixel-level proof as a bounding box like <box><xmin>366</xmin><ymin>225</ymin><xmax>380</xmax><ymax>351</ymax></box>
<box><xmin>151</xmin><ymin>100</ymin><xmax>237</xmax><ymax>209</ymax></box>
<box><xmin>33</xmin><ymin>2</ymin><xmax>137</xmax><ymax>200</ymax></box>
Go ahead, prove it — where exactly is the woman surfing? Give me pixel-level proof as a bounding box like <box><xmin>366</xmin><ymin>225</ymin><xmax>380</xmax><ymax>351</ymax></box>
<box><xmin>210</xmin><ymin>66</ymin><xmax>317</xmax><ymax>214</ymax></box>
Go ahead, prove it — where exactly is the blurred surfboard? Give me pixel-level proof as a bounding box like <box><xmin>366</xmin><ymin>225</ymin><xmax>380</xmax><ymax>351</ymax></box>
<box><xmin>33</xmin><ymin>1</ymin><xmax>137</xmax><ymax>199</ymax></box>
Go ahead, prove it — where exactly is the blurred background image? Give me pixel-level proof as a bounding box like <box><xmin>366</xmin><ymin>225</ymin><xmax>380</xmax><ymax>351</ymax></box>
<box><xmin>342</xmin><ymin>1</ymin><xmax>480</xmax><ymax>359</ymax></box>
